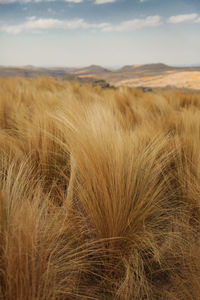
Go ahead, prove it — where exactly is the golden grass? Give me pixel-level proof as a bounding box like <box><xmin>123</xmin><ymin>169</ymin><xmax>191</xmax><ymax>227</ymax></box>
<box><xmin>115</xmin><ymin>72</ymin><xmax>200</xmax><ymax>90</ymax></box>
<box><xmin>0</xmin><ymin>76</ymin><xmax>200</xmax><ymax>299</ymax></box>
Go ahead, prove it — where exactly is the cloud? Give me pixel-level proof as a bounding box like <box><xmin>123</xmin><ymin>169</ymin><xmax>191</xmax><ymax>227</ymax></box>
<box><xmin>1</xmin><ymin>15</ymin><xmax>161</xmax><ymax>34</ymax></box>
<box><xmin>102</xmin><ymin>15</ymin><xmax>162</xmax><ymax>32</ymax></box>
<box><xmin>194</xmin><ymin>17</ymin><xmax>200</xmax><ymax>23</ymax></box>
<box><xmin>0</xmin><ymin>0</ymin><xmax>19</xmax><ymax>3</ymax></box>
<box><xmin>0</xmin><ymin>0</ymin><xmax>116</xmax><ymax>3</ymax></box>
<box><xmin>168</xmin><ymin>13</ymin><xmax>198</xmax><ymax>24</ymax></box>
<box><xmin>0</xmin><ymin>0</ymin><xmax>37</xmax><ymax>2</ymax></box>
<box><xmin>2</xmin><ymin>18</ymin><xmax>63</xmax><ymax>34</ymax></box>
<box><xmin>0</xmin><ymin>0</ymin><xmax>84</xmax><ymax>3</ymax></box>
<box><xmin>94</xmin><ymin>0</ymin><xmax>116</xmax><ymax>4</ymax></box>
<box><xmin>0</xmin><ymin>0</ymin><xmax>40</xmax><ymax>3</ymax></box>
<box><xmin>1</xmin><ymin>17</ymin><xmax>109</xmax><ymax>34</ymax></box>
<box><xmin>27</xmin><ymin>16</ymin><xmax>36</xmax><ymax>20</ymax></box>
<box><xmin>64</xmin><ymin>0</ymin><xmax>83</xmax><ymax>2</ymax></box>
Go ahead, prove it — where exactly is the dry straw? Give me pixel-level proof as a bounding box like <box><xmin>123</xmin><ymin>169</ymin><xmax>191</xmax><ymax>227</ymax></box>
<box><xmin>0</xmin><ymin>76</ymin><xmax>200</xmax><ymax>299</ymax></box>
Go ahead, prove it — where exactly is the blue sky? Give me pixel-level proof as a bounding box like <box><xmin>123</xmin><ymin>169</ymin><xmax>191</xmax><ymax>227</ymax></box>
<box><xmin>0</xmin><ymin>0</ymin><xmax>200</xmax><ymax>66</ymax></box>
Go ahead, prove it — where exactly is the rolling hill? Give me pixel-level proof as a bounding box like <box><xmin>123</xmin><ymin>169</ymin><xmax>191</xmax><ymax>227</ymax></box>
<box><xmin>1</xmin><ymin>63</ymin><xmax>200</xmax><ymax>90</ymax></box>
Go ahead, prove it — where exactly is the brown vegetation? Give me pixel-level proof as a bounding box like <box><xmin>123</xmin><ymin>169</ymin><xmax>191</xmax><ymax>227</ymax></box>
<box><xmin>0</xmin><ymin>76</ymin><xmax>200</xmax><ymax>299</ymax></box>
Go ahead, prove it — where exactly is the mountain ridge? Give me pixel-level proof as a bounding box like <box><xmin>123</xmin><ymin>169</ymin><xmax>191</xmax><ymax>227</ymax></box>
<box><xmin>1</xmin><ymin>63</ymin><xmax>200</xmax><ymax>90</ymax></box>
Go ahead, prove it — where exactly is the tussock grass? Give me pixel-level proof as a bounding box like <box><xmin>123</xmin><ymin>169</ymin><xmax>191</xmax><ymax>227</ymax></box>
<box><xmin>0</xmin><ymin>76</ymin><xmax>200</xmax><ymax>299</ymax></box>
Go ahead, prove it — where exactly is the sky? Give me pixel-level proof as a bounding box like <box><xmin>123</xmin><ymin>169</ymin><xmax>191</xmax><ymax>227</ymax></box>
<box><xmin>0</xmin><ymin>0</ymin><xmax>200</xmax><ymax>67</ymax></box>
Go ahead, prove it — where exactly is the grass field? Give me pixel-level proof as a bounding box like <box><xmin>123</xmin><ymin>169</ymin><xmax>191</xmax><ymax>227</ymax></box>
<box><xmin>0</xmin><ymin>76</ymin><xmax>200</xmax><ymax>299</ymax></box>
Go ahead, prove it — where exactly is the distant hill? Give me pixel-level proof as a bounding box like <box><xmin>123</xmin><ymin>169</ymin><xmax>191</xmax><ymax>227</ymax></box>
<box><xmin>0</xmin><ymin>64</ymin><xmax>110</xmax><ymax>78</ymax></box>
<box><xmin>0</xmin><ymin>66</ymin><xmax>70</xmax><ymax>78</ymax></box>
<box><xmin>118</xmin><ymin>63</ymin><xmax>172</xmax><ymax>73</ymax></box>
<box><xmin>1</xmin><ymin>63</ymin><xmax>200</xmax><ymax>90</ymax></box>
<box><xmin>72</xmin><ymin>65</ymin><xmax>111</xmax><ymax>75</ymax></box>
<box><xmin>1</xmin><ymin>63</ymin><xmax>200</xmax><ymax>78</ymax></box>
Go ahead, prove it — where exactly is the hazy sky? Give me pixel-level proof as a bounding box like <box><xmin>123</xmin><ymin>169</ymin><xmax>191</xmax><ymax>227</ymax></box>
<box><xmin>0</xmin><ymin>0</ymin><xmax>200</xmax><ymax>66</ymax></box>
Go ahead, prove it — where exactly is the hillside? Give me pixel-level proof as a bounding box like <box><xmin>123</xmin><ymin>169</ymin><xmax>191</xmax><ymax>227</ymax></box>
<box><xmin>1</xmin><ymin>63</ymin><xmax>200</xmax><ymax>90</ymax></box>
<box><xmin>117</xmin><ymin>63</ymin><xmax>173</xmax><ymax>73</ymax></box>
<box><xmin>72</xmin><ymin>64</ymin><xmax>111</xmax><ymax>75</ymax></box>
<box><xmin>0</xmin><ymin>64</ymin><xmax>110</xmax><ymax>78</ymax></box>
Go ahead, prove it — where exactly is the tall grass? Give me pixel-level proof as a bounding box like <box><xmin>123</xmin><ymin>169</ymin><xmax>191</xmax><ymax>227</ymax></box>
<box><xmin>0</xmin><ymin>76</ymin><xmax>200</xmax><ymax>299</ymax></box>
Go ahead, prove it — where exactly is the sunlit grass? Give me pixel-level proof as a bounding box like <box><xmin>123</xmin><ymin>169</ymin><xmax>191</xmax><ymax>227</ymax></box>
<box><xmin>0</xmin><ymin>76</ymin><xmax>200</xmax><ymax>299</ymax></box>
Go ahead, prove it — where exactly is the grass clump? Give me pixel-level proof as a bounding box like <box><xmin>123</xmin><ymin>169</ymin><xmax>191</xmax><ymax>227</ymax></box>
<box><xmin>0</xmin><ymin>76</ymin><xmax>200</xmax><ymax>299</ymax></box>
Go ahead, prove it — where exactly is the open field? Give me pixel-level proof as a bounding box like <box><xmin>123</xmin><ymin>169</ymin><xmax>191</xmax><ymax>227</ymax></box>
<box><xmin>114</xmin><ymin>71</ymin><xmax>200</xmax><ymax>90</ymax></box>
<box><xmin>0</xmin><ymin>76</ymin><xmax>200</xmax><ymax>299</ymax></box>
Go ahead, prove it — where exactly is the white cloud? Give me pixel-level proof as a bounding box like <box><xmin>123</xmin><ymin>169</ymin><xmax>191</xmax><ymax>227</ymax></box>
<box><xmin>1</xmin><ymin>17</ymin><xmax>109</xmax><ymax>34</ymax></box>
<box><xmin>102</xmin><ymin>15</ymin><xmax>162</xmax><ymax>32</ymax></box>
<box><xmin>0</xmin><ymin>0</ymin><xmax>19</xmax><ymax>3</ymax></box>
<box><xmin>168</xmin><ymin>13</ymin><xmax>198</xmax><ymax>24</ymax></box>
<box><xmin>0</xmin><ymin>0</ymin><xmax>39</xmax><ymax>2</ymax></box>
<box><xmin>0</xmin><ymin>0</ymin><xmax>83</xmax><ymax>3</ymax></box>
<box><xmin>1</xmin><ymin>15</ymin><xmax>161</xmax><ymax>34</ymax></box>
<box><xmin>194</xmin><ymin>17</ymin><xmax>200</xmax><ymax>23</ymax></box>
<box><xmin>0</xmin><ymin>0</ymin><xmax>114</xmax><ymax>3</ymax></box>
<box><xmin>64</xmin><ymin>0</ymin><xmax>83</xmax><ymax>2</ymax></box>
<box><xmin>27</xmin><ymin>16</ymin><xmax>36</xmax><ymax>20</ymax></box>
<box><xmin>2</xmin><ymin>18</ymin><xmax>62</xmax><ymax>34</ymax></box>
<box><xmin>94</xmin><ymin>0</ymin><xmax>116</xmax><ymax>4</ymax></box>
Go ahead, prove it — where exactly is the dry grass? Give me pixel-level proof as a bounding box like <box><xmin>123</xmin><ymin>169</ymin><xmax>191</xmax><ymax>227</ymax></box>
<box><xmin>114</xmin><ymin>71</ymin><xmax>200</xmax><ymax>90</ymax></box>
<box><xmin>0</xmin><ymin>76</ymin><xmax>200</xmax><ymax>299</ymax></box>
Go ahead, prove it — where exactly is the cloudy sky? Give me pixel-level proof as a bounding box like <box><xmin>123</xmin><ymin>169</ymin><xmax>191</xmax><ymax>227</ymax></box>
<box><xmin>0</xmin><ymin>0</ymin><xmax>200</xmax><ymax>66</ymax></box>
